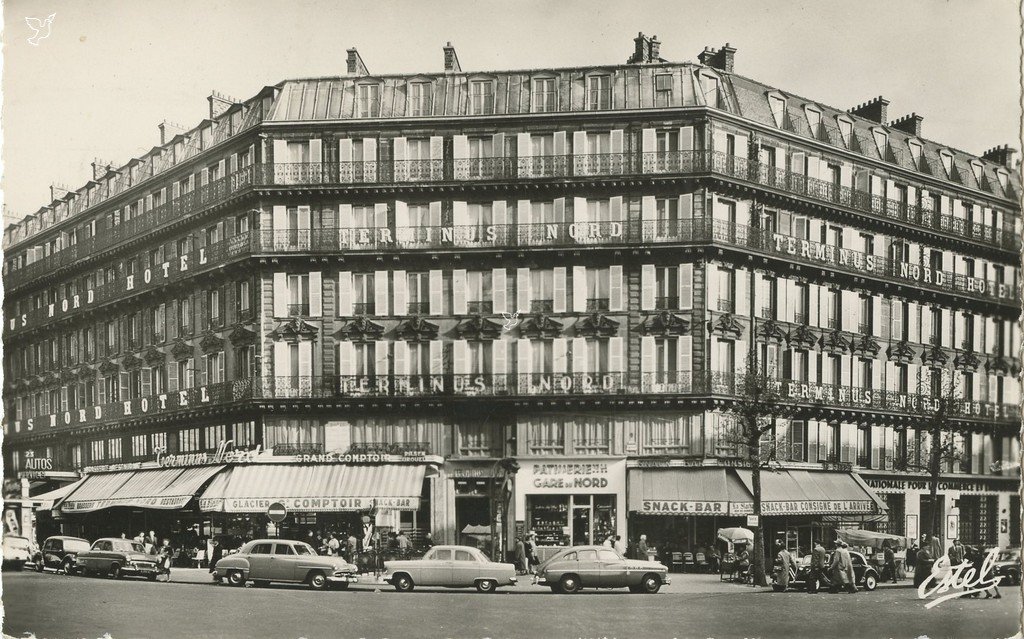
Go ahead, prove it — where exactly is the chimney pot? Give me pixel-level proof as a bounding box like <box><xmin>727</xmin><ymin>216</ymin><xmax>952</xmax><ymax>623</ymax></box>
<box><xmin>981</xmin><ymin>145</ymin><xmax>1018</xmax><ymax>169</ymax></box>
<box><xmin>346</xmin><ymin>47</ymin><xmax>369</xmax><ymax>76</ymax></box>
<box><xmin>698</xmin><ymin>43</ymin><xmax>737</xmax><ymax>72</ymax></box>
<box><xmin>443</xmin><ymin>42</ymin><xmax>462</xmax><ymax>73</ymax></box>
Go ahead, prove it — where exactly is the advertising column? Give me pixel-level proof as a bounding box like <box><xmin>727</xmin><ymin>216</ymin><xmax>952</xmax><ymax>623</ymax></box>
<box><xmin>514</xmin><ymin>459</ymin><xmax>625</xmax><ymax>563</ymax></box>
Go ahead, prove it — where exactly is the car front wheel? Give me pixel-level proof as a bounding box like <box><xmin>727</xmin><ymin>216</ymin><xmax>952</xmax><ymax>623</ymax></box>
<box><xmin>34</xmin><ymin>561</ymin><xmax>44</xmax><ymax>573</ymax></box>
<box><xmin>227</xmin><ymin>570</ymin><xmax>246</xmax><ymax>587</ymax></box>
<box><xmin>863</xmin><ymin>573</ymin><xmax>877</xmax><ymax>592</ymax></box>
<box><xmin>475</xmin><ymin>579</ymin><xmax>497</xmax><ymax>593</ymax></box>
<box><xmin>393</xmin><ymin>573</ymin><xmax>414</xmax><ymax>592</ymax></box>
<box><xmin>60</xmin><ymin>560</ymin><xmax>74</xmax><ymax>575</ymax></box>
<box><xmin>108</xmin><ymin>564</ymin><xmax>122</xmax><ymax>579</ymax></box>
<box><xmin>308</xmin><ymin>571</ymin><xmax>328</xmax><ymax>590</ymax></box>
<box><xmin>559</xmin><ymin>574</ymin><xmax>581</xmax><ymax>594</ymax></box>
<box><xmin>640</xmin><ymin>574</ymin><xmax>662</xmax><ymax>594</ymax></box>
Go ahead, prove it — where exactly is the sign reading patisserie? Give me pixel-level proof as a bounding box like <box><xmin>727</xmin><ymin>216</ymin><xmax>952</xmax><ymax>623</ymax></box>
<box><xmin>520</xmin><ymin>460</ymin><xmax>626</xmax><ymax>494</ymax></box>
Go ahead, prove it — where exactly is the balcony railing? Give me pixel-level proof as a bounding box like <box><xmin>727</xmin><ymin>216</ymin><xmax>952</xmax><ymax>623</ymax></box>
<box><xmin>8</xmin><ymin>149</ymin><xmax>1017</xmax><ymax>292</ymax></box>
<box><xmin>655</xmin><ymin>296</ymin><xmax>680</xmax><ymax>311</ymax></box>
<box><xmin>287</xmin><ymin>303</ymin><xmax>310</xmax><ymax>317</ymax></box>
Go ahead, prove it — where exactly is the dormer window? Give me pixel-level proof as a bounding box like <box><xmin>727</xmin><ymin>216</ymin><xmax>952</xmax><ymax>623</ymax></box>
<box><xmin>970</xmin><ymin>160</ymin><xmax>983</xmax><ymax>184</ymax></box>
<box><xmin>908</xmin><ymin>140</ymin><xmax>923</xmax><ymax>167</ymax></box>
<box><xmin>357</xmin><ymin>84</ymin><xmax>381</xmax><ymax>118</ymax></box>
<box><xmin>836</xmin><ymin>116</ymin><xmax>853</xmax><ymax>147</ymax></box>
<box><xmin>939</xmin><ymin>150</ymin><xmax>954</xmax><ymax>177</ymax></box>
<box><xmin>699</xmin><ymin>73</ymin><xmax>721</xmax><ymax>108</ymax></box>
<box><xmin>654</xmin><ymin>74</ymin><xmax>673</xmax><ymax>107</ymax></box>
<box><xmin>871</xmin><ymin>128</ymin><xmax>889</xmax><ymax>157</ymax></box>
<box><xmin>804</xmin><ymin>107</ymin><xmax>822</xmax><ymax>139</ymax></box>
<box><xmin>768</xmin><ymin>93</ymin><xmax>786</xmax><ymax>127</ymax></box>
<box><xmin>532</xmin><ymin>77</ymin><xmax>557</xmax><ymax>113</ymax></box>
<box><xmin>587</xmin><ymin>75</ymin><xmax>611</xmax><ymax>110</ymax></box>
<box><xmin>469</xmin><ymin>80</ymin><xmax>494</xmax><ymax>115</ymax></box>
<box><xmin>996</xmin><ymin>169</ymin><xmax>1009</xmax><ymax>189</ymax></box>
<box><xmin>408</xmin><ymin>82</ymin><xmax>432</xmax><ymax>117</ymax></box>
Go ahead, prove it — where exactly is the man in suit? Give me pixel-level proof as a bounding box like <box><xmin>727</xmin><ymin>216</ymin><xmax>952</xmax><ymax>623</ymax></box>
<box><xmin>830</xmin><ymin>541</ymin><xmax>856</xmax><ymax>593</ymax></box>
<box><xmin>807</xmin><ymin>541</ymin><xmax>827</xmax><ymax>593</ymax></box>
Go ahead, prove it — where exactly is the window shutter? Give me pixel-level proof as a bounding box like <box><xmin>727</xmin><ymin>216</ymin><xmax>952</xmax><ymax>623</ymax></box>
<box><xmin>393</xmin><ymin>137</ymin><xmax>408</xmax><ymax>181</ymax></box>
<box><xmin>954</xmin><ymin>313</ymin><xmax>966</xmax><ymax>349</ymax></box>
<box><xmin>920</xmin><ymin>307</ymin><xmax>933</xmax><ymax>345</ymax></box>
<box><xmin>453</xmin><ymin>269</ymin><xmax>467</xmax><ymax>314</ymax></box>
<box><xmin>376</xmin><ymin>271</ymin><xmax>391</xmax><ymax>316</ymax></box>
<box><xmin>871</xmin><ymin>298</ymin><xmax>883</xmax><ymax>339</ymax></box>
<box><xmin>453</xmin><ymin>135</ymin><xmax>469</xmax><ymax>179</ymax></box>
<box><xmin>940</xmin><ymin>308</ymin><xmax>952</xmax><ymax>348</ymax></box>
<box><xmin>609</xmin><ymin>265</ymin><xmax>623</xmax><ymax>312</ymax></box>
<box><xmin>907</xmin><ymin>302</ymin><xmax>919</xmax><ymax>343</ymax></box>
<box><xmin>167</xmin><ymin>361</ymin><xmax>178</xmax><ymax>393</ymax></box>
<box><xmin>553</xmin><ymin>338</ymin><xmax>569</xmax><ymax>374</ymax></box>
<box><xmin>309</xmin><ymin>271</ymin><xmax>322</xmax><ymax>316</ymax></box>
<box><xmin>569</xmin><ymin>337</ymin><xmax>586</xmax><ymax>375</ymax></box>
<box><xmin>678</xmin><ymin>336</ymin><xmax>693</xmax><ymax>391</ymax></box>
<box><xmin>572</xmin><ymin>266</ymin><xmax>587</xmax><ymax>312</ymax></box>
<box><xmin>517</xmin><ymin>133</ymin><xmax>532</xmax><ymax>177</ymax></box>
<box><xmin>429</xmin><ymin>201</ymin><xmax>442</xmax><ymax>228</ymax></box>
<box><xmin>493</xmin><ymin>340</ymin><xmax>508</xmax><ymax>391</ymax></box>
<box><xmin>392</xmin><ymin>340</ymin><xmax>408</xmax><ymax>377</ymax></box>
<box><xmin>679</xmin><ymin>126</ymin><xmax>694</xmax><ymax>152</ymax></box>
<box><xmin>573</xmin><ymin>197</ymin><xmax>588</xmax><ymax>225</ymax></box>
<box><xmin>373</xmin><ymin>203</ymin><xmax>388</xmax><ymax>229</ymax></box>
<box><xmin>298</xmin><ymin>341</ymin><xmax>313</xmax><ymax>379</ymax></box>
<box><xmin>735</xmin><ymin>269</ymin><xmax>749</xmax><ymax>316</ymax></box>
<box><xmin>168</xmin><ymin>302</ymin><xmax>178</xmax><ymax>340</ymax></box>
<box><xmin>734</xmin><ymin>339</ymin><xmax>748</xmax><ymax>377</ymax></box>
<box><xmin>641</xmin><ymin>336</ymin><xmax>655</xmax><ymax>374</ymax></box>
<box><xmin>452</xmin><ymin>200</ymin><xmax>469</xmax><ymax>229</ymax></box>
<box><xmin>273</xmin><ymin>273</ymin><xmax>287</xmax><ymax>317</ymax></box>
<box><xmin>573</xmin><ymin>131</ymin><xmax>587</xmax><ymax>173</ymax></box>
<box><xmin>273</xmin><ymin>205</ymin><xmax>287</xmax><ymax>230</ymax></box>
<box><xmin>641</xmin><ymin>265</ymin><xmax>656</xmax><ymax>310</ymax></box>
<box><xmin>679</xmin><ymin>263</ymin><xmax>693</xmax><ymax>310</ymax></box>
<box><xmin>453</xmin><ymin>340</ymin><xmax>469</xmax><ymax>375</ymax></box>
<box><xmin>429</xmin><ymin>136</ymin><xmax>444</xmax><ymax>178</ymax></box>
<box><xmin>429</xmin><ymin>340</ymin><xmax>443</xmax><ymax>375</ymax></box>
<box><xmin>429</xmin><ymin>269</ymin><xmax>443</xmax><ymax>315</ymax></box>
<box><xmin>610</xmin><ymin>337</ymin><xmax>624</xmax><ymax>373</ymax></box>
<box><xmin>517</xmin><ymin>268</ymin><xmax>531</xmax><ymax>313</ymax></box>
<box><xmin>972</xmin><ymin>313</ymin><xmax>983</xmax><ymax>351</ymax></box>
<box><xmin>362</xmin><ymin>138</ymin><xmax>378</xmax><ymax>181</ymax></box>
<box><xmin>884</xmin><ymin>361</ymin><xmax>897</xmax><ymax>392</ymax></box>
<box><xmin>517</xmin><ymin>339</ymin><xmax>531</xmax><ymax>393</ymax></box>
<box><xmin>641</xmin><ymin>128</ymin><xmax>656</xmax><ymax>157</ymax></box>
<box><xmin>493</xmin><ymin>268</ymin><xmax>507</xmax><ymax>314</ymax></box>
<box><xmin>517</xmin><ymin>199</ymin><xmax>532</xmax><ymax>226</ymax></box>
<box><xmin>840</xmin><ymin>290</ymin><xmax>858</xmax><ymax>331</ymax></box>
<box><xmin>338</xmin><ymin>271</ymin><xmax>353</xmax><ymax>316</ymax></box>
<box><xmin>337</xmin><ymin>341</ymin><xmax>355</xmax><ymax>377</ymax></box>
<box><xmin>641</xmin><ymin>196</ymin><xmax>655</xmax><ymax>241</ymax></box>
<box><xmin>273</xmin><ymin>341</ymin><xmax>289</xmax><ymax>379</ymax></box>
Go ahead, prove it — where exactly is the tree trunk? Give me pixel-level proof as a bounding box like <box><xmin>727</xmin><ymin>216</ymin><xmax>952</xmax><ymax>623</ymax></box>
<box><xmin>750</xmin><ymin>433</ymin><xmax>768</xmax><ymax>587</ymax></box>
<box><xmin>928</xmin><ymin>422</ymin><xmax>942</xmax><ymax>546</ymax></box>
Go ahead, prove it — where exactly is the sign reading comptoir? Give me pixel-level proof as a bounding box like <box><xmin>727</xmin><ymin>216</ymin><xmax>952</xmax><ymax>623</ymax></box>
<box><xmin>199</xmin><ymin>496</ymin><xmax>420</xmax><ymax>513</ymax></box>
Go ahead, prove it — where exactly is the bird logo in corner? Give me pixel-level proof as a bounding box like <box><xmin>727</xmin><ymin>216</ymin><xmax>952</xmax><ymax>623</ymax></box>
<box><xmin>26</xmin><ymin>13</ymin><xmax>56</xmax><ymax>46</ymax></box>
<box><xmin>501</xmin><ymin>311</ymin><xmax>521</xmax><ymax>332</ymax></box>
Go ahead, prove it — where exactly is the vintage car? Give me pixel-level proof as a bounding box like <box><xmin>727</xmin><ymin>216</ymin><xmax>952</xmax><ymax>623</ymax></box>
<box><xmin>2</xmin><ymin>535</ymin><xmax>33</xmax><ymax>571</ymax></box>
<box><xmin>382</xmin><ymin>545</ymin><xmax>518</xmax><ymax>593</ymax></box>
<box><xmin>214</xmin><ymin>539</ymin><xmax>359</xmax><ymax>590</ymax></box>
<box><xmin>34</xmin><ymin>535</ymin><xmax>91</xmax><ymax>574</ymax></box>
<box><xmin>76</xmin><ymin>538</ymin><xmax>161</xmax><ymax>580</ymax></box>
<box><xmin>533</xmin><ymin>545</ymin><xmax>671</xmax><ymax>593</ymax></box>
<box><xmin>788</xmin><ymin>550</ymin><xmax>879</xmax><ymax>591</ymax></box>
<box><xmin>991</xmin><ymin>548</ymin><xmax>1021</xmax><ymax>586</ymax></box>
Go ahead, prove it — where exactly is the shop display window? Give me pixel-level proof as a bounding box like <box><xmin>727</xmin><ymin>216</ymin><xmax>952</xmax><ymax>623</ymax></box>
<box><xmin>527</xmin><ymin>494</ymin><xmax>616</xmax><ymax>546</ymax></box>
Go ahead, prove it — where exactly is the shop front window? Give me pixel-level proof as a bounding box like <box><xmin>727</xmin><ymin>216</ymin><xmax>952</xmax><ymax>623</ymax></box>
<box><xmin>527</xmin><ymin>494</ymin><xmax>616</xmax><ymax>547</ymax></box>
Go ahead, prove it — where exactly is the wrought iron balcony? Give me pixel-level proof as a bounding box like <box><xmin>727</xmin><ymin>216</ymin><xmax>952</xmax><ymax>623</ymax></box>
<box><xmin>655</xmin><ymin>296</ymin><xmax>680</xmax><ymax>311</ymax></box>
<box><xmin>8</xmin><ymin>148</ymin><xmax>1016</xmax><ymax>294</ymax></box>
<box><xmin>466</xmin><ymin>301</ymin><xmax>493</xmax><ymax>314</ymax></box>
<box><xmin>287</xmin><ymin>303</ymin><xmax>310</xmax><ymax>317</ymax></box>
<box><xmin>585</xmin><ymin>298</ymin><xmax>610</xmax><ymax>312</ymax></box>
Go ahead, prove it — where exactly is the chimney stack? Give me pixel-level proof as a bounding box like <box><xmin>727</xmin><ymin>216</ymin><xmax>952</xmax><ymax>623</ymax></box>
<box><xmin>346</xmin><ymin>48</ymin><xmax>369</xmax><ymax>76</ymax></box>
<box><xmin>208</xmin><ymin>91</ymin><xmax>237</xmax><ymax>120</ymax></box>
<box><xmin>697</xmin><ymin>43</ymin><xmax>737</xmax><ymax>73</ymax></box>
<box><xmin>627</xmin><ymin>32</ymin><xmax>667</xmax><ymax>64</ymax></box>
<box><xmin>649</xmin><ymin>35</ymin><xmax>661</xmax><ymax>61</ymax></box>
<box><xmin>847</xmin><ymin>96</ymin><xmax>889</xmax><ymax>124</ymax></box>
<box><xmin>888</xmin><ymin>113</ymin><xmax>923</xmax><ymax>137</ymax></box>
<box><xmin>443</xmin><ymin>42</ymin><xmax>462</xmax><ymax>73</ymax></box>
<box><xmin>981</xmin><ymin>144</ymin><xmax>1018</xmax><ymax>169</ymax></box>
<box><xmin>49</xmin><ymin>184</ymin><xmax>70</xmax><ymax>201</ymax></box>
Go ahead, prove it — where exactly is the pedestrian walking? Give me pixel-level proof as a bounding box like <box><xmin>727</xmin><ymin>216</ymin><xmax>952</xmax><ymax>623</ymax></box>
<box><xmin>328</xmin><ymin>534</ymin><xmax>340</xmax><ymax>557</ymax></box>
<box><xmin>526</xmin><ymin>532</ymin><xmax>539</xmax><ymax>573</ymax></box>
<box><xmin>637</xmin><ymin>534</ymin><xmax>649</xmax><ymax>561</ymax></box>
<box><xmin>807</xmin><ymin>541</ymin><xmax>826</xmax><ymax>593</ymax></box>
<box><xmin>913</xmin><ymin>545</ymin><xmax>934</xmax><ymax>588</ymax></box>
<box><xmin>396</xmin><ymin>530</ymin><xmax>412</xmax><ymax>557</ymax></box>
<box><xmin>602</xmin><ymin>535</ymin><xmax>613</xmax><ymax>548</ymax></box>
<box><xmin>209</xmin><ymin>539</ymin><xmax>223</xmax><ymax>575</ymax></box>
<box><xmin>347</xmin><ymin>531</ymin><xmax>358</xmax><ymax>560</ymax></box>
<box><xmin>830</xmin><ymin>541</ymin><xmax>856</xmax><ymax>593</ymax></box>
<box><xmin>883</xmin><ymin>541</ymin><xmax>898</xmax><ymax>583</ymax></box>
<box><xmin>906</xmin><ymin>542</ymin><xmax>918</xmax><ymax>571</ymax></box>
<box><xmin>774</xmin><ymin>541</ymin><xmax>792</xmax><ymax>591</ymax></box>
<box><xmin>156</xmin><ymin>539</ymin><xmax>173</xmax><ymax>583</ymax></box>
<box><xmin>513</xmin><ymin>536</ymin><xmax>528</xmax><ymax>574</ymax></box>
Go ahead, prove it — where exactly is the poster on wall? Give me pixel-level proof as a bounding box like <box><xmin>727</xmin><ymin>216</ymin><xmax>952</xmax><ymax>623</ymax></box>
<box><xmin>905</xmin><ymin>514</ymin><xmax>918</xmax><ymax>541</ymax></box>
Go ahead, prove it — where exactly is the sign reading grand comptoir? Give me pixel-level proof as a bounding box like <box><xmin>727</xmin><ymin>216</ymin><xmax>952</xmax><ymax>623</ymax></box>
<box><xmin>520</xmin><ymin>460</ymin><xmax>625</xmax><ymax>494</ymax></box>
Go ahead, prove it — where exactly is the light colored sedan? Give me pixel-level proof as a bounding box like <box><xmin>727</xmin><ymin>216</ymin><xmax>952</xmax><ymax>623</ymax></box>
<box><xmin>383</xmin><ymin>545</ymin><xmax>518</xmax><ymax>593</ymax></box>
<box><xmin>214</xmin><ymin>539</ymin><xmax>358</xmax><ymax>590</ymax></box>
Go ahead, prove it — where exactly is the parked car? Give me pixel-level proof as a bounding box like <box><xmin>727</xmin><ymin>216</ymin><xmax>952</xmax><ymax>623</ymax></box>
<box><xmin>2</xmin><ymin>535</ymin><xmax>33</xmax><ymax>571</ymax></box>
<box><xmin>33</xmin><ymin>536</ymin><xmax>91</xmax><ymax>574</ymax></box>
<box><xmin>214</xmin><ymin>539</ymin><xmax>359</xmax><ymax>590</ymax></box>
<box><xmin>533</xmin><ymin>545</ymin><xmax>671</xmax><ymax>593</ymax></box>
<box><xmin>991</xmin><ymin>548</ymin><xmax>1021</xmax><ymax>586</ymax></box>
<box><xmin>76</xmin><ymin>538</ymin><xmax>160</xmax><ymax>580</ymax></box>
<box><xmin>789</xmin><ymin>550</ymin><xmax>879</xmax><ymax>592</ymax></box>
<box><xmin>383</xmin><ymin>545</ymin><xmax>517</xmax><ymax>593</ymax></box>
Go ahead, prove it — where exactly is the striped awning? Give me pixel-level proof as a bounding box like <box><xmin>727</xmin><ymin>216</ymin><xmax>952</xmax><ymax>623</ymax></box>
<box><xmin>732</xmin><ymin>470</ymin><xmax>888</xmax><ymax>516</ymax></box>
<box><xmin>30</xmin><ymin>479</ymin><xmax>87</xmax><ymax>510</ymax></box>
<box><xmin>59</xmin><ymin>466</ymin><xmax>225</xmax><ymax>513</ymax></box>
<box><xmin>198</xmin><ymin>464</ymin><xmax>426</xmax><ymax>513</ymax></box>
<box><xmin>628</xmin><ymin>468</ymin><xmax>750</xmax><ymax>516</ymax></box>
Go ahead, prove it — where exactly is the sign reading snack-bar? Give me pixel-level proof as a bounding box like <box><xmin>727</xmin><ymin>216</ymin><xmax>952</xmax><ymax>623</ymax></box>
<box><xmin>641</xmin><ymin>500</ymin><xmax>729</xmax><ymax>514</ymax></box>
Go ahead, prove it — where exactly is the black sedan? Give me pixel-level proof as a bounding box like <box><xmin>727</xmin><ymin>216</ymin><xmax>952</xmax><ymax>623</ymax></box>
<box><xmin>991</xmin><ymin>548</ymin><xmax>1020</xmax><ymax>586</ymax></box>
<box><xmin>34</xmin><ymin>536</ymin><xmax>91</xmax><ymax>574</ymax></box>
<box><xmin>777</xmin><ymin>550</ymin><xmax>878</xmax><ymax>592</ymax></box>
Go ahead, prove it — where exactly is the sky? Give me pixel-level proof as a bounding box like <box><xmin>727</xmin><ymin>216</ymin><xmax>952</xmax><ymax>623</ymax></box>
<box><xmin>1</xmin><ymin>0</ymin><xmax>1020</xmax><ymax>219</ymax></box>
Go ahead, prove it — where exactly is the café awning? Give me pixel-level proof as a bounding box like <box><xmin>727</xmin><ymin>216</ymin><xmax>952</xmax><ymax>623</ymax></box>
<box><xmin>628</xmin><ymin>468</ymin><xmax>751</xmax><ymax>516</ymax></box>
<box><xmin>198</xmin><ymin>464</ymin><xmax>426</xmax><ymax>513</ymax></box>
<box><xmin>732</xmin><ymin>469</ymin><xmax>887</xmax><ymax>516</ymax></box>
<box><xmin>29</xmin><ymin>479</ymin><xmax>87</xmax><ymax>510</ymax></box>
<box><xmin>58</xmin><ymin>466</ymin><xmax>226</xmax><ymax>513</ymax></box>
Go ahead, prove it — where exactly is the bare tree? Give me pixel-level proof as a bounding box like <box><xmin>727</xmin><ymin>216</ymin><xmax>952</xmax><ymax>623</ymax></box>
<box><xmin>720</xmin><ymin>346</ymin><xmax>791</xmax><ymax>587</ymax></box>
<box><xmin>893</xmin><ymin>369</ymin><xmax>965</xmax><ymax>546</ymax></box>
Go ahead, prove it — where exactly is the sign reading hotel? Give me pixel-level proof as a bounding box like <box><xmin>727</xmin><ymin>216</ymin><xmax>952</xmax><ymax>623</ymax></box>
<box><xmin>199</xmin><ymin>496</ymin><xmax>420</xmax><ymax>513</ymax></box>
<box><xmin>8</xmin><ymin>249</ymin><xmax>213</xmax><ymax>331</ymax></box>
<box><xmin>772</xmin><ymin>234</ymin><xmax>1011</xmax><ymax>300</ymax></box>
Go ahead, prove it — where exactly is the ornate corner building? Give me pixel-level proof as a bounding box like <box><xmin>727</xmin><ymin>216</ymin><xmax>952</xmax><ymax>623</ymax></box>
<box><xmin>3</xmin><ymin>35</ymin><xmax>1020</xmax><ymax>558</ymax></box>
